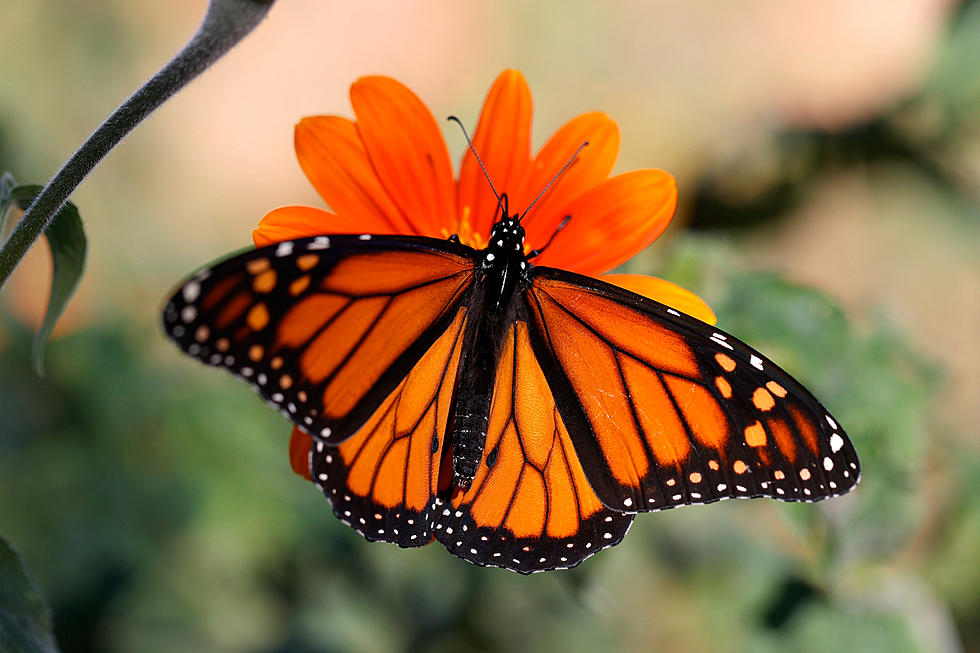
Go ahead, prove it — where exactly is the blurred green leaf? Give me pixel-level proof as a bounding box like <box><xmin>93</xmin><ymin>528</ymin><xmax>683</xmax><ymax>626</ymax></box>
<box><xmin>0</xmin><ymin>535</ymin><xmax>59</xmax><ymax>653</ymax></box>
<box><xmin>0</xmin><ymin>178</ymin><xmax>88</xmax><ymax>376</ymax></box>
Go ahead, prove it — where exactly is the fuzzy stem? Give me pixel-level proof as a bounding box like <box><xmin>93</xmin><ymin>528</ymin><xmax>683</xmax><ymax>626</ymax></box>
<box><xmin>0</xmin><ymin>0</ymin><xmax>275</xmax><ymax>289</ymax></box>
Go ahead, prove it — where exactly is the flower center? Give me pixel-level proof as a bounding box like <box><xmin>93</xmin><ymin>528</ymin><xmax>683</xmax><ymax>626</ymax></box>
<box><xmin>441</xmin><ymin>205</ymin><xmax>488</xmax><ymax>249</ymax></box>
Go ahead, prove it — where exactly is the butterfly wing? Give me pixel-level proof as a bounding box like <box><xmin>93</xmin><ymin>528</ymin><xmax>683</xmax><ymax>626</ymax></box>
<box><xmin>162</xmin><ymin>235</ymin><xmax>475</xmax><ymax>443</ymax></box>
<box><xmin>433</xmin><ymin>320</ymin><xmax>634</xmax><ymax>574</ymax></box>
<box><xmin>306</xmin><ymin>309</ymin><xmax>468</xmax><ymax>547</ymax></box>
<box><xmin>524</xmin><ymin>268</ymin><xmax>860</xmax><ymax>513</ymax></box>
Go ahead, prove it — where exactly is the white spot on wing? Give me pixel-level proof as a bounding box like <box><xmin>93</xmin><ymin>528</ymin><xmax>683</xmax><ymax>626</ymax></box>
<box><xmin>750</xmin><ymin>355</ymin><xmax>764</xmax><ymax>370</ymax></box>
<box><xmin>182</xmin><ymin>282</ymin><xmax>201</xmax><ymax>303</ymax></box>
<box><xmin>275</xmin><ymin>241</ymin><xmax>293</xmax><ymax>257</ymax></box>
<box><xmin>829</xmin><ymin>433</ymin><xmax>844</xmax><ymax>453</ymax></box>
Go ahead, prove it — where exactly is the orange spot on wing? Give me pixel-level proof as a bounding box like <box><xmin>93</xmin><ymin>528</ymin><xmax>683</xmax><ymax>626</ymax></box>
<box><xmin>296</xmin><ymin>254</ymin><xmax>320</xmax><ymax>270</ymax></box>
<box><xmin>247</xmin><ymin>303</ymin><xmax>270</xmax><ymax>330</ymax></box>
<box><xmin>715</xmin><ymin>353</ymin><xmax>736</xmax><ymax>372</ymax></box>
<box><xmin>253</xmin><ymin>269</ymin><xmax>277</xmax><ymax>293</ymax></box>
<box><xmin>733</xmin><ymin>460</ymin><xmax>748</xmax><ymax>474</ymax></box>
<box><xmin>744</xmin><ymin>421</ymin><xmax>767</xmax><ymax>447</ymax></box>
<box><xmin>766</xmin><ymin>381</ymin><xmax>787</xmax><ymax>397</ymax></box>
<box><xmin>246</xmin><ymin>258</ymin><xmax>270</xmax><ymax>274</ymax></box>
<box><xmin>289</xmin><ymin>276</ymin><xmax>311</xmax><ymax>296</ymax></box>
<box><xmin>715</xmin><ymin>375</ymin><xmax>733</xmax><ymax>398</ymax></box>
<box><xmin>752</xmin><ymin>387</ymin><xmax>775</xmax><ymax>412</ymax></box>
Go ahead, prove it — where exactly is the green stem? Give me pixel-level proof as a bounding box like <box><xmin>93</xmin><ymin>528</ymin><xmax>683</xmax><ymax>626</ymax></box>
<box><xmin>0</xmin><ymin>0</ymin><xmax>275</xmax><ymax>289</ymax></box>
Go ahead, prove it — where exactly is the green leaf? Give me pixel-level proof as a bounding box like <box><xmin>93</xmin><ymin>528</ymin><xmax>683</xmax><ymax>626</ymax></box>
<box><xmin>1</xmin><ymin>179</ymin><xmax>88</xmax><ymax>376</ymax></box>
<box><xmin>0</xmin><ymin>535</ymin><xmax>60</xmax><ymax>653</ymax></box>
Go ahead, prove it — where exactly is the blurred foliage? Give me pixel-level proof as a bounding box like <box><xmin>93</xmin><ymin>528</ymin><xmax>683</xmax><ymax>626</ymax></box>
<box><xmin>687</xmin><ymin>0</ymin><xmax>980</xmax><ymax>233</ymax></box>
<box><xmin>2</xmin><ymin>1</ymin><xmax>979</xmax><ymax>652</ymax></box>
<box><xmin>0</xmin><ymin>176</ymin><xmax>88</xmax><ymax>376</ymax></box>
<box><xmin>0</xmin><ymin>535</ymin><xmax>59</xmax><ymax>653</ymax></box>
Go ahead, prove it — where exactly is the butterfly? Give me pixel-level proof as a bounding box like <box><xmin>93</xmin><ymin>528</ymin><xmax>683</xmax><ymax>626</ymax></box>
<box><xmin>162</xmin><ymin>196</ymin><xmax>860</xmax><ymax>574</ymax></box>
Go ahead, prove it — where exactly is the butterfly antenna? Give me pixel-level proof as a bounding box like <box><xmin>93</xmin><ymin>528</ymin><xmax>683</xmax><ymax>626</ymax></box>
<box><xmin>520</xmin><ymin>142</ymin><xmax>589</xmax><ymax>221</ymax></box>
<box><xmin>448</xmin><ymin>115</ymin><xmax>505</xmax><ymax>214</ymax></box>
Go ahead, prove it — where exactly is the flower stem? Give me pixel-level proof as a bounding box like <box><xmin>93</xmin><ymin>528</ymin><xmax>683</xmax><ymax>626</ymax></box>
<box><xmin>0</xmin><ymin>0</ymin><xmax>276</xmax><ymax>290</ymax></box>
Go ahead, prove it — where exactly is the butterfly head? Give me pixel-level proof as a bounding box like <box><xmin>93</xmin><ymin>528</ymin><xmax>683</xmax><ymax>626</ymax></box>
<box><xmin>485</xmin><ymin>198</ymin><xmax>527</xmax><ymax>265</ymax></box>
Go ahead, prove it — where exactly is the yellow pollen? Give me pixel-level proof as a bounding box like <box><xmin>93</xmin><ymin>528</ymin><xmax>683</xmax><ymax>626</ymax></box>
<box><xmin>442</xmin><ymin>205</ymin><xmax>488</xmax><ymax>249</ymax></box>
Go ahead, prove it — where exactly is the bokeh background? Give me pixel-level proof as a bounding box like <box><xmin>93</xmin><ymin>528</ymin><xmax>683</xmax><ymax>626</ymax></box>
<box><xmin>1</xmin><ymin>0</ymin><xmax>978</xmax><ymax>651</ymax></box>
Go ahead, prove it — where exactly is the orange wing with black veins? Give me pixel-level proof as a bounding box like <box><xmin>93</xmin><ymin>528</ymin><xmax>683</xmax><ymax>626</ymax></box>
<box><xmin>524</xmin><ymin>268</ymin><xmax>861</xmax><ymax>514</ymax></box>
<box><xmin>433</xmin><ymin>322</ymin><xmax>634</xmax><ymax>574</ymax></box>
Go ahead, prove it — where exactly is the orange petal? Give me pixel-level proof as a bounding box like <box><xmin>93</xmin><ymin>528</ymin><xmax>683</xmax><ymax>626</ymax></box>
<box><xmin>519</xmin><ymin>112</ymin><xmax>619</xmax><ymax>249</ymax></box>
<box><xmin>295</xmin><ymin>116</ymin><xmax>413</xmax><ymax>233</ymax></box>
<box><xmin>350</xmin><ymin>76</ymin><xmax>456</xmax><ymax>236</ymax></box>
<box><xmin>533</xmin><ymin>169</ymin><xmax>676</xmax><ymax>275</ymax></box>
<box><xmin>600</xmin><ymin>274</ymin><xmax>717</xmax><ymax>325</ymax></box>
<box><xmin>289</xmin><ymin>427</ymin><xmax>313</xmax><ymax>481</ymax></box>
<box><xmin>252</xmin><ymin>205</ymin><xmax>376</xmax><ymax>247</ymax></box>
<box><xmin>457</xmin><ymin>70</ymin><xmax>533</xmax><ymax>238</ymax></box>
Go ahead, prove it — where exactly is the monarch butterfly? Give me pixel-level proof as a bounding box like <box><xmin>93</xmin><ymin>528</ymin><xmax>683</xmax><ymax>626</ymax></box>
<box><xmin>162</xmin><ymin>184</ymin><xmax>860</xmax><ymax>573</ymax></box>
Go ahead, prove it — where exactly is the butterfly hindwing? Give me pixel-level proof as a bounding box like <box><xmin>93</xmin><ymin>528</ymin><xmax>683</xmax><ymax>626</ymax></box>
<box><xmin>308</xmin><ymin>310</ymin><xmax>468</xmax><ymax>547</ymax></box>
<box><xmin>162</xmin><ymin>235</ymin><xmax>475</xmax><ymax>443</ymax></box>
<box><xmin>525</xmin><ymin>268</ymin><xmax>860</xmax><ymax>513</ymax></box>
<box><xmin>434</xmin><ymin>321</ymin><xmax>634</xmax><ymax>574</ymax></box>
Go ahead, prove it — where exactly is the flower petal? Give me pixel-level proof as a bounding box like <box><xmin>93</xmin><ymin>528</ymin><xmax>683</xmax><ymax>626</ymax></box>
<box><xmin>350</xmin><ymin>76</ymin><xmax>456</xmax><ymax>236</ymax></box>
<box><xmin>600</xmin><ymin>274</ymin><xmax>717</xmax><ymax>325</ymax></box>
<box><xmin>457</xmin><ymin>70</ymin><xmax>533</xmax><ymax>238</ymax></box>
<box><xmin>533</xmin><ymin>169</ymin><xmax>677</xmax><ymax>275</ymax></box>
<box><xmin>289</xmin><ymin>427</ymin><xmax>313</xmax><ymax>481</ymax></box>
<box><xmin>519</xmin><ymin>112</ymin><xmax>619</xmax><ymax>249</ymax></box>
<box><xmin>252</xmin><ymin>205</ymin><xmax>372</xmax><ymax>248</ymax></box>
<box><xmin>295</xmin><ymin>116</ymin><xmax>413</xmax><ymax>233</ymax></box>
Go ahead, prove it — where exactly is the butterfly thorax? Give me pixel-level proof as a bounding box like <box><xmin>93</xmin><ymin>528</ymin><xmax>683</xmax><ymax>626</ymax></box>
<box><xmin>449</xmin><ymin>214</ymin><xmax>531</xmax><ymax>489</ymax></box>
<box><xmin>479</xmin><ymin>215</ymin><xmax>530</xmax><ymax>311</ymax></box>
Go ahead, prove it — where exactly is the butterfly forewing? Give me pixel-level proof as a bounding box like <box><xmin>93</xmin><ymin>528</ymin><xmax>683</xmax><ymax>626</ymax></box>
<box><xmin>525</xmin><ymin>268</ymin><xmax>860</xmax><ymax>513</ymax></box>
<box><xmin>162</xmin><ymin>235</ymin><xmax>475</xmax><ymax>443</ymax></box>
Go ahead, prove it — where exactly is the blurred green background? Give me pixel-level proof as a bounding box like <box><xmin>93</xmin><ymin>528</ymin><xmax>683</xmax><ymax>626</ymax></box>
<box><xmin>1</xmin><ymin>1</ymin><xmax>978</xmax><ymax>651</ymax></box>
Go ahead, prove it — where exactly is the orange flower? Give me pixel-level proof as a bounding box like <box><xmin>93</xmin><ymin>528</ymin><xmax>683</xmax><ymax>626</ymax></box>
<box><xmin>253</xmin><ymin>70</ymin><xmax>715</xmax><ymax>479</ymax></box>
